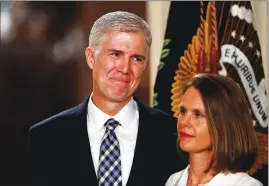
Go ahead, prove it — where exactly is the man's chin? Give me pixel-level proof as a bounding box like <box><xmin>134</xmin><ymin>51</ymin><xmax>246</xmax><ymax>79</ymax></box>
<box><xmin>108</xmin><ymin>93</ymin><xmax>132</xmax><ymax>103</ymax></box>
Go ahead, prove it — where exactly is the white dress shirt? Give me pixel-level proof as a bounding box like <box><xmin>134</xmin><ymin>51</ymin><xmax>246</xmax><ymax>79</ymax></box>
<box><xmin>87</xmin><ymin>94</ymin><xmax>139</xmax><ymax>186</ymax></box>
<box><xmin>165</xmin><ymin>165</ymin><xmax>263</xmax><ymax>186</ymax></box>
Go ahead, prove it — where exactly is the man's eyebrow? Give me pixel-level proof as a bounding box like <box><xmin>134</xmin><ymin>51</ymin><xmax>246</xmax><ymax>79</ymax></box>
<box><xmin>107</xmin><ymin>49</ymin><xmax>146</xmax><ymax>60</ymax></box>
<box><xmin>107</xmin><ymin>49</ymin><xmax>123</xmax><ymax>53</ymax></box>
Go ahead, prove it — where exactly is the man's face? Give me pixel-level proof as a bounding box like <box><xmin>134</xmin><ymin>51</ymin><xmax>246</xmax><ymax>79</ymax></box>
<box><xmin>86</xmin><ymin>31</ymin><xmax>147</xmax><ymax>104</ymax></box>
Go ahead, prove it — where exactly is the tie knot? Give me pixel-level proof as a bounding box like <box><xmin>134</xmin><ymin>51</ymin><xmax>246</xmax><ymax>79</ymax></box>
<box><xmin>104</xmin><ymin>118</ymin><xmax>119</xmax><ymax>131</ymax></box>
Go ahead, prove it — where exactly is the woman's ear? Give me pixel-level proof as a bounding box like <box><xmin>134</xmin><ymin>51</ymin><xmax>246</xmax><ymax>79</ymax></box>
<box><xmin>85</xmin><ymin>47</ymin><xmax>95</xmax><ymax>69</ymax></box>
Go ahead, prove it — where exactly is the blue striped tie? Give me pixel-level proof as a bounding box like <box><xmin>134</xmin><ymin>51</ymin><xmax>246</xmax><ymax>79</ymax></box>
<box><xmin>98</xmin><ymin>118</ymin><xmax>122</xmax><ymax>186</ymax></box>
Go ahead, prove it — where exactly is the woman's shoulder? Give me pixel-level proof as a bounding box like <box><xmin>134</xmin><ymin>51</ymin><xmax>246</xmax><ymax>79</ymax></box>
<box><xmin>210</xmin><ymin>172</ymin><xmax>263</xmax><ymax>186</ymax></box>
<box><xmin>165</xmin><ymin>166</ymin><xmax>189</xmax><ymax>186</ymax></box>
<box><xmin>233</xmin><ymin>172</ymin><xmax>263</xmax><ymax>186</ymax></box>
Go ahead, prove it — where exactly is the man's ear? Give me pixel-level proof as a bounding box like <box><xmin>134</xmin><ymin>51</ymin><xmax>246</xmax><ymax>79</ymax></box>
<box><xmin>85</xmin><ymin>47</ymin><xmax>95</xmax><ymax>70</ymax></box>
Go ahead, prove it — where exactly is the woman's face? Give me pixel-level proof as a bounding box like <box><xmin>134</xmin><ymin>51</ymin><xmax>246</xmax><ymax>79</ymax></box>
<box><xmin>177</xmin><ymin>86</ymin><xmax>212</xmax><ymax>154</ymax></box>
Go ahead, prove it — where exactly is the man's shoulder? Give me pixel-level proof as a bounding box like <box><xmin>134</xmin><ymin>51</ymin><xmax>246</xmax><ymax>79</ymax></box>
<box><xmin>150</xmin><ymin>106</ymin><xmax>175</xmax><ymax>117</ymax></box>
<box><xmin>30</xmin><ymin>97</ymin><xmax>89</xmax><ymax>133</ymax></box>
<box><xmin>137</xmin><ymin>100</ymin><xmax>177</xmax><ymax>121</ymax></box>
<box><xmin>136</xmin><ymin>100</ymin><xmax>177</xmax><ymax>134</ymax></box>
<box><xmin>29</xmin><ymin>106</ymin><xmax>78</xmax><ymax>135</ymax></box>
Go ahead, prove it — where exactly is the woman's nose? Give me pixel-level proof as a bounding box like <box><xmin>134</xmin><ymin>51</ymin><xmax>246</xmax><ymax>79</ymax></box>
<box><xmin>178</xmin><ymin>114</ymin><xmax>191</xmax><ymax>128</ymax></box>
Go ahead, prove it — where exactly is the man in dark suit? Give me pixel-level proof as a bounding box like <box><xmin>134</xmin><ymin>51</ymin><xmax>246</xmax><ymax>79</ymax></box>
<box><xmin>29</xmin><ymin>11</ymin><xmax>186</xmax><ymax>186</ymax></box>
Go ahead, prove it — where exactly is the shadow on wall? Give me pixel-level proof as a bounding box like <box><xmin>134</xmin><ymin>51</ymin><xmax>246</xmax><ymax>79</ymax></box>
<box><xmin>1</xmin><ymin>2</ymin><xmax>82</xmax><ymax>184</ymax></box>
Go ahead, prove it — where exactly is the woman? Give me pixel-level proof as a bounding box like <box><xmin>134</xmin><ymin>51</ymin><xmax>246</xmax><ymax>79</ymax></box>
<box><xmin>166</xmin><ymin>74</ymin><xmax>263</xmax><ymax>186</ymax></box>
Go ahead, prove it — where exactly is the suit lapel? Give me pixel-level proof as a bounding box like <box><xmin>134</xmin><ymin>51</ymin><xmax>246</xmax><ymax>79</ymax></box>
<box><xmin>126</xmin><ymin>98</ymin><xmax>154</xmax><ymax>186</ymax></box>
<box><xmin>73</xmin><ymin>96</ymin><xmax>99</xmax><ymax>185</ymax></box>
<box><xmin>74</xmin><ymin>96</ymin><xmax>156</xmax><ymax>185</ymax></box>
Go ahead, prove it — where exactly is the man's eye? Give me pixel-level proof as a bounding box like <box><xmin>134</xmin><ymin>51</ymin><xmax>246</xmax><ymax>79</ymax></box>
<box><xmin>131</xmin><ymin>56</ymin><xmax>144</xmax><ymax>62</ymax></box>
<box><xmin>134</xmin><ymin>57</ymin><xmax>143</xmax><ymax>62</ymax></box>
<box><xmin>111</xmin><ymin>52</ymin><xmax>120</xmax><ymax>57</ymax></box>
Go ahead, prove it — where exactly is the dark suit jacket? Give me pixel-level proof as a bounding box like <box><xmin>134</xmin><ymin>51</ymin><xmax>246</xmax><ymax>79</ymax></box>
<box><xmin>29</xmin><ymin>96</ymin><xmax>186</xmax><ymax>186</ymax></box>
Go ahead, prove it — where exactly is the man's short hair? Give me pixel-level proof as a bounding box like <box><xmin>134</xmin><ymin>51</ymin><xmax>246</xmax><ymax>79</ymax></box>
<box><xmin>89</xmin><ymin>11</ymin><xmax>152</xmax><ymax>57</ymax></box>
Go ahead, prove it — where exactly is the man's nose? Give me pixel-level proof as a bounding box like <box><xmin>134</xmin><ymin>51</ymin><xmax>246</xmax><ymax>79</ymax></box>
<box><xmin>118</xmin><ymin>57</ymin><xmax>130</xmax><ymax>74</ymax></box>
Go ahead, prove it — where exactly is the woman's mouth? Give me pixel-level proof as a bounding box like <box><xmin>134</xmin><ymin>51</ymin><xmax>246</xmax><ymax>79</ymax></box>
<box><xmin>179</xmin><ymin>132</ymin><xmax>194</xmax><ymax>139</ymax></box>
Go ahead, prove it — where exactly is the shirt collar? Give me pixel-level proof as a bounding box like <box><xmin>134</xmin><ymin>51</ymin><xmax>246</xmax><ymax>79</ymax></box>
<box><xmin>88</xmin><ymin>93</ymin><xmax>137</xmax><ymax>131</ymax></box>
<box><xmin>113</xmin><ymin>97</ymin><xmax>137</xmax><ymax>129</ymax></box>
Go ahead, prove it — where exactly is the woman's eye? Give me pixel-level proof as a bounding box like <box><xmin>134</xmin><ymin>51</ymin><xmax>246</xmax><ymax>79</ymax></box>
<box><xmin>194</xmin><ymin>112</ymin><xmax>203</xmax><ymax>118</ymax></box>
<box><xmin>179</xmin><ymin>108</ymin><xmax>186</xmax><ymax>115</ymax></box>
